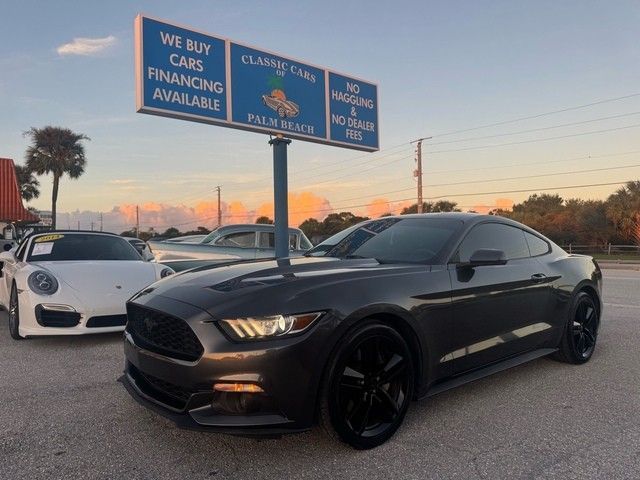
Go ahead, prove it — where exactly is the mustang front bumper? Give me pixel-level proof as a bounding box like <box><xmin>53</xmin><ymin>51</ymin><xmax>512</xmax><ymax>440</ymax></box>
<box><xmin>121</xmin><ymin>294</ymin><xmax>339</xmax><ymax>433</ymax></box>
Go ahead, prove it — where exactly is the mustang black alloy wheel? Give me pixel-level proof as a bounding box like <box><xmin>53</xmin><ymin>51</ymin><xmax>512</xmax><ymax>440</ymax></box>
<box><xmin>320</xmin><ymin>321</ymin><xmax>414</xmax><ymax>449</ymax></box>
<box><xmin>9</xmin><ymin>284</ymin><xmax>22</xmax><ymax>340</ymax></box>
<box><xmin>554</xmin><ymin>291</ymin><xmax>599</xmax><ymax>364</ymax></box>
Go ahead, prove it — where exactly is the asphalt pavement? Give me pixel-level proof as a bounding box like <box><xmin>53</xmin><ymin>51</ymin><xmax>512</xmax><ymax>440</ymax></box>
<box><xmin>0</xmin><ymin>269</ymin><xmax>638</xmax><ymax>479</ymax></box>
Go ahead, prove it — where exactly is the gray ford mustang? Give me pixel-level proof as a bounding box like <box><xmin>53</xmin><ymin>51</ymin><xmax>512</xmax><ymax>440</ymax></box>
<box><xmin>122</xmin><ymin>213</ymin><xmax>602</xmax><ymax>449</ymax></box>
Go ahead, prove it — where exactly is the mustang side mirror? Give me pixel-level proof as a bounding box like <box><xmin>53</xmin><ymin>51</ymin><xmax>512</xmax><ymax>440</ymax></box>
<box><xmin>460</xmin><ymin>249</ymin><xmax>507</xmax><ymax>268</ymax></box>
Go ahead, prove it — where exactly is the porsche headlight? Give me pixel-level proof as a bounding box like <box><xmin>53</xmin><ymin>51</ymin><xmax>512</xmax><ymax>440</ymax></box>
<box><xmin>28</xmin><ymin>270</ymin><xmax>59</xmax><ymax>295</ymax></box>
<box><xmin>219</xmin><ymin>312</ymin><xmax>322</xmax><ymax>341</ymax></box>
<box><xmin>160</xmin><ymin>267</ymin><xmax>174</xmax><ymax>278</ymax></box>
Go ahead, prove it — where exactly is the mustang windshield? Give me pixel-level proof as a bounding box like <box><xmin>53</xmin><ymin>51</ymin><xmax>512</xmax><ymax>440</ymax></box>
<box><xmin>306</xmin><ymin>217</ymin><xmax>462</xmax><ymax>264</ymax></box>
<box><xmin>27</xmin><ymin>234</ymin><xmax>142</xmax><ymax>262</ymax></box>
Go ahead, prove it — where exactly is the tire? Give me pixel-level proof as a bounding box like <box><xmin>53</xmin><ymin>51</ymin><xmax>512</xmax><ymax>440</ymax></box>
<box><xmin>319</xmin><ymin>321</ymin><xmax>414</xmax><ymax>449</ymax></box>
<box><xmin>553</xmin><ymin>291</ymin><xmax>599</xmax><ymax>364</ymax></box>
<box><xmin>8</xmin><ymin>283</ymin><xmax>23</xmax><ymax>340</ymax></box>
<box><xmin>277</xmin><ymin>107</ymin><xmax>286</xmax><ymax>118</ymax></box>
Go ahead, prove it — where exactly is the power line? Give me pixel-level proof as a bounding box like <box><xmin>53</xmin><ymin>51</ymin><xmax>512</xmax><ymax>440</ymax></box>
<box><xmin>160</xmin><ymin>148</ymin><xmax>640</xmax><ymax>211</ymax></box>
<box><xmin>290</xmin><ymin>142</ymin><xmax>411</xmax><ymax>175</ymax></box>
<box><xmin>425</xmin><ymin>149</ymin><xmax>640</xmax><ymax>175</ymax></box>
<box><xmin>294</xmin><ymin>93</ymin><xmax>640</xmax><ymax>180</ymax></box>
<box><xmin>427</xmin><ymin>92</ymin><xmax>640</xmax><ymax>139</ymax></box>
<box><xmin>424</xmin><ymin>180</ymin><xmax>630</xmax><ymax>200</ymax></box>
<box><xmin>425</xmin><ymin>123</ymin><xmax>640</xmax><ymax>154</ymax></box>
<box><xmin>289</xmin><ymin>148</ymin><xmax>413</xmax><ymax>184</ymax></box>
<box><xmin>288</xmin><ymin>121</ymin><xmax>640</xmax><ymax>189</ymax></box>
<box><xmin>330</xmin><ymin>162</ymin><xmax>640</xmax><ymax>203</ymax></box>
<box><xmin>427</xmin><ymin>111</ymin><xmax>640</xmax><ymax>146</ymax></box>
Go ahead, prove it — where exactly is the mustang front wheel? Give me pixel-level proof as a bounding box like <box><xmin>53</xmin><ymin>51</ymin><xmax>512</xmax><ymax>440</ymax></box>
<box><xmin>8</xmin><ymin>284</ymin><xmax>22</xmax><ymax>340</ymax></box>
<box><xmin>320</xmin><ymin>321</ymin><xmax>414</xmax><ymax>449</ymax></box>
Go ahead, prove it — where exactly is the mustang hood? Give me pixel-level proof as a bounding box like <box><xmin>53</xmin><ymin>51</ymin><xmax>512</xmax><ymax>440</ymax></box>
<box><xmin>137</xmin><ymin>256</ymin><xmax>426</xmax><ymax>317</ymax></box>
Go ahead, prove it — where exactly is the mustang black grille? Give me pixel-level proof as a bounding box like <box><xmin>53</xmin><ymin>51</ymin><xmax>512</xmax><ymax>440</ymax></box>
<box><xmin>128</xmin><ymin>364</ymin><xmax>195</xmax><ymax>410</ymax></box>
<box><xmin>126</xmin><ymin>304</ymin><xmax>204</xmax><ymax>362</ymax></box>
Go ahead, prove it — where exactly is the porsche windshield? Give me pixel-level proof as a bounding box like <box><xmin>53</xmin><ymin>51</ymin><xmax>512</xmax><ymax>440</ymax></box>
<box><xmin>27</xmin><ymin>234</ymin><xmax>141</xmax><ymax>262</ymax></box>
<box><xmin>306</xmin><ymin>217</ymin><xmax>463</xmax><ymax>264</ymax></box>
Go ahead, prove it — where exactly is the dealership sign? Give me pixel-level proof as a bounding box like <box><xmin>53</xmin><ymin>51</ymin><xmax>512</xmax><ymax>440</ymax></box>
<box><xmin>135</xmin><ymin>15</ymin><xmax>379</xmax><ymax>151</ymax></box>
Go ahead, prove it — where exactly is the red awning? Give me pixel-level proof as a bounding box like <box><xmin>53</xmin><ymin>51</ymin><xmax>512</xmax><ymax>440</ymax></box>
<box><xmin>0</xmin><ymin>158</ymin><xmax>40</xmax><ymax>223</ymax></box>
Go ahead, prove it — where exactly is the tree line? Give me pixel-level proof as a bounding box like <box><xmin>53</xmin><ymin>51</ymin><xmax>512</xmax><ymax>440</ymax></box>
<box><xmin>117</xmin><ymin>181</ymin><xmax>640</xmax><ymax>247</ymax></box>
<box><xmin>296</xmin><ymin>182</ymin><xmax>640</xmax><ymax>246</ymax></box>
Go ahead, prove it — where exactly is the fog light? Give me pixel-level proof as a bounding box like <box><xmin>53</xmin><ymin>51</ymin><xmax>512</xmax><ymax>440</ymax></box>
<box><xmin>213</xmin><ymin>383</ymin><xmax>264</xmax><ymax>393</ymax></box>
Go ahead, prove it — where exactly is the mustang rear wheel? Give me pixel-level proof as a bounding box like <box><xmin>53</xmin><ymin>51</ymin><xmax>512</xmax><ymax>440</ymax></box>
<box><xmin>8</xmin><ymin>284</ymin><xmax>23</xmax><ymax>340</ymax></box>
<box><xmin>320</xmin><ymin>321</ymin><xmax>414</xmax><ymax>449</ymax></box>
<box><xmin>554</xmin><ymin>291</ymin><xmax>599</xmax><ymax>364</ymax></box>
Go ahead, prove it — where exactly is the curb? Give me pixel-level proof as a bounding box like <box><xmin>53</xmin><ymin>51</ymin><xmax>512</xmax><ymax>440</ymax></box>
<box><xmin>598</xmin><ymin>262</ymin><xmax>640</xmax><ymax>271</ymax></box>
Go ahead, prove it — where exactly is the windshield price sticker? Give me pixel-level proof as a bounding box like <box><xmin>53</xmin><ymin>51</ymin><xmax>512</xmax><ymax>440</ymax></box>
<box><xmin>31</xmin><ymin>242</ymin><xmax>54</xmax><ymax>256</ymax></box>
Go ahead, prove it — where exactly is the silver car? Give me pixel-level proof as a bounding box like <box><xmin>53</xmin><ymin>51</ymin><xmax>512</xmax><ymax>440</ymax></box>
<box><xmin>148</xmin><ymin>224</ymin><xmax>313</xmax><ymax>271</ymax></box>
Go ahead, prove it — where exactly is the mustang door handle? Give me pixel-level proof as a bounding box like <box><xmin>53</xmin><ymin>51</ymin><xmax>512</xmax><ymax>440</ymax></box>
<box><xmin>531</xmin><ymin>273</ymin><xmax>547</xmax><ymax>283</ymax></box>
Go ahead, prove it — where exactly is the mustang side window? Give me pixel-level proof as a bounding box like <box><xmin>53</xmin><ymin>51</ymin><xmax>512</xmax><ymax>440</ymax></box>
<box><xmin>524</xmin><ymin>231</ymin><xmax>551</xmax><ymax>257</ymax></box>
<box><xmin>457</xmin><ymin>223</ymin><xmax>530</xmax><ymax>262</ymax></box>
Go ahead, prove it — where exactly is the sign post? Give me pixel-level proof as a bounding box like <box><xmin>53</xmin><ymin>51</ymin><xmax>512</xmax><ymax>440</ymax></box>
<box><xmin>269</xmin><ymin>136</ymin><xmax>291</xmax><ymax>258</ymax></box>
<box><xmin>135</xmin><ymin>14</ymin><xmax>380</xmax><ymax>257</ymax></box>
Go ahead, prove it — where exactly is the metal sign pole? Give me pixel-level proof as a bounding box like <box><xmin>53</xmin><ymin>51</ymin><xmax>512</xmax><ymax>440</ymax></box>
<box><xmin>269</xmin><ymin>136</ymin><xmax>292</xmax><ymax>259</ymax></box>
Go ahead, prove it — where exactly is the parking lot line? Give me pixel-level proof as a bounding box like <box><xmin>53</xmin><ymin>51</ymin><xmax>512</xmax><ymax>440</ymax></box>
<box><xmin>604</xmin><ymin>302</ymin><xmax>640</xmax><ymax>309</ymax></box>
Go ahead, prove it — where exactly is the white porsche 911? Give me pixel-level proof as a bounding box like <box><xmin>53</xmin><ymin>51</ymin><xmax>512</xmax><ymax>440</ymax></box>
<box><xmin>0</xmin><ymin>231</ymin><xmax>173</xmax><ymax>339</ymax></box>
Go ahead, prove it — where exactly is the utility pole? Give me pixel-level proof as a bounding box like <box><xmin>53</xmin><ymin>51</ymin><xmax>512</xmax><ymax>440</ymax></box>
<box><xmin>135</xmin><ymin>205</ymin><xmax>140</xmax><ymax>239</ymax></box>
<box><xmin>90</xmin><ymin>221</ymin><xmax>94</xmax><ymax>231</ymax></box>
<box><xmin>411</xmin><ymin>137</ymin><xmax>432</xmax><ymax>213</ymax></box>
<box><xmin>99</xmin><ymin>213</ymin><xmax>103</xmax><ymax>232</ymax></box>
<box><xmin>215</xmin><ymin>186</ymin><xmax>222</xmax><ymax>227</ymax></box>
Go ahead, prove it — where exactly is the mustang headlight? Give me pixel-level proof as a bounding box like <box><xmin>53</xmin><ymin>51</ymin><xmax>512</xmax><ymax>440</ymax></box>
<box><xmin>27</xmin><ymin>270</ymin><xmax>59</xmax><ymax>295</ymax></box>
<box><xmin>219</xmin><ymin>312</ymin><xmax>323</xmax><ymax>341</ymax></box>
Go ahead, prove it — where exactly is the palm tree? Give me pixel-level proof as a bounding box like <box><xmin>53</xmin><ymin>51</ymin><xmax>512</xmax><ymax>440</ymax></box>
<box><xmin>24</xmin><ymin>126</ymin><xmax>89</xmax><ymax>229</ymax></box>
<box><xmin>605</xmin><ymin>181</ymin><xmax>640</xmax><ymax>244</ymax></box>
<box><xmin>14</xmin><ymin>164</ymin><xmax>40</xmax><ymax>202</ymax></box>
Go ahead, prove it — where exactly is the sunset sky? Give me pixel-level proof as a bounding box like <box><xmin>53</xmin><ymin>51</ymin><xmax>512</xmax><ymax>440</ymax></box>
<box><xmin>2</xmin><ymin>1</ymin><xmax>639</xmax><ymax>232</ymax></box>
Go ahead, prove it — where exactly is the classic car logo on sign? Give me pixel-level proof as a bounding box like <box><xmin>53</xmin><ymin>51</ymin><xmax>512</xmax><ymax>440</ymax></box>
<box><xmin>262</xmin><ymin>94</ymin><xmax>300</xmax><ymax>118</ymax></box>
<box><xmin>261</xmin><ymin>74</ymin><xmax>299</xmax><ymax>118</ymax></box>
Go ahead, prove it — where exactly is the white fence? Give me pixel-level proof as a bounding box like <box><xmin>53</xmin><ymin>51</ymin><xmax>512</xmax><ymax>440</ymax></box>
<box><xmin>561</xmin><ymin>244</ymin><xmax>640</xmax><ymax>256</ymax></box>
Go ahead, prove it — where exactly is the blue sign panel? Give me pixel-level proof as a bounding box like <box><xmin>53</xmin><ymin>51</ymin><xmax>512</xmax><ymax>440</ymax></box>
<box><xmin>135</xmin><ymin>15</ymin><xmax>379</xmax><ymax>151</ymax></box>
<box><xmin>136</xmin><ymin>16</ymin><xmax>228</xmax><ymax>122</ymax></box>
<box><xmin>230</xmin><ymin>43</ymin><xmax>326</xmax><ymax>141</ymax></box>
<box><xmin>328</xmin><ymin>73</ymin><xmax>379</xmax><ymax>150</ymax></box>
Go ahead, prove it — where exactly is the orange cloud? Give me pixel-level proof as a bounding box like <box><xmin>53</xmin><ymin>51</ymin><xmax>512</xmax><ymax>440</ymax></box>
<box><xmin>257</xmin><ymin>191</ymin><xmax>332</xmax><ymax>226</ymax></box>
<box><xmin>472</xmin><ymin>198</ymin><xmax>514</xmax><ymax>214</ymax></box>
<box><xmin>366</xmin><ymin>198</ymin><xmax>392</xmax><ymax>218</ymax></box>
<box><xmin>97</xmin><ymin>192</ymin><xmax>331</xmax><ymax>233</ymax></box>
